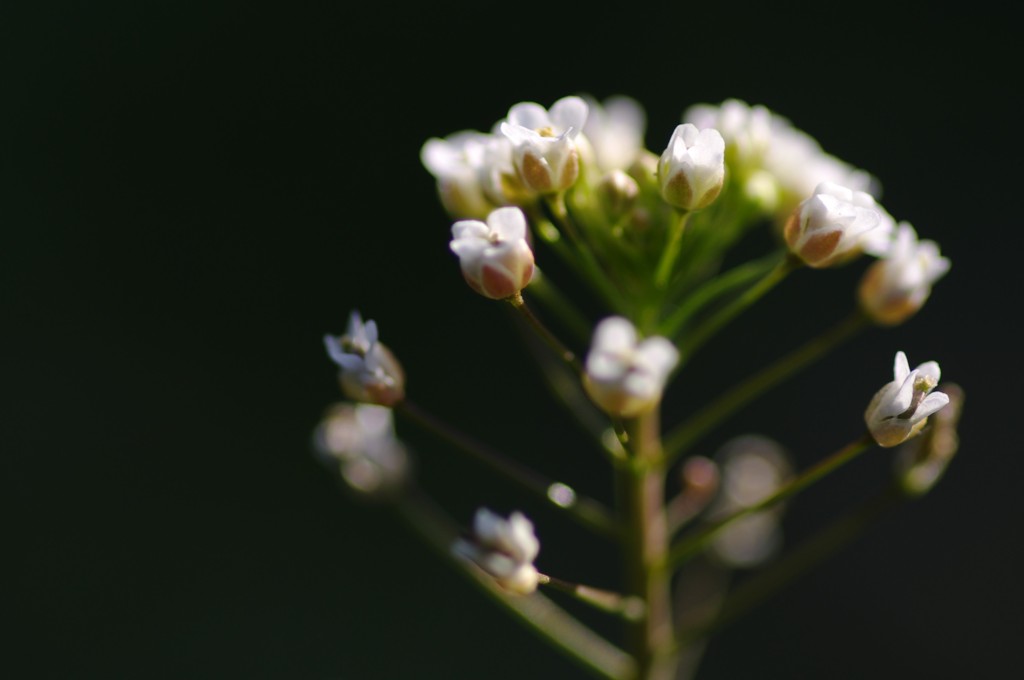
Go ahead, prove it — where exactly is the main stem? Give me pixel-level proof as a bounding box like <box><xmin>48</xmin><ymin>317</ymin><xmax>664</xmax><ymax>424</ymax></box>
<box><xmin>618</xmin><ymin>408</ymin><xmax>676</xmax><ymax>680</ymax></box>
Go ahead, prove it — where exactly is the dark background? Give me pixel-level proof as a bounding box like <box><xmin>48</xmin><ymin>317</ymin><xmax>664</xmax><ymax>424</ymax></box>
<box><xmin>5</xmin><ymin>4</ymin><xmax>1021</xmax><ymax>679</ymax></box>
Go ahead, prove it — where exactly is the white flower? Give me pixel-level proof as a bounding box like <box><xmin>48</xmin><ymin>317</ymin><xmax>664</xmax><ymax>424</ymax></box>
<box><xmin>324</xmin><ymin>311</ymin><xmax>405</xmax><ymax>406</ymax></box>
<box><xmin>421</xmin><ymin>130</ymin><xmax>497</xmax><ymax>219</ymax></box>
<box><xmin>859</xmin><ymin>223</ymin><xmax>951</xmax><ymax>325</ymax></box>
<box><xmin>783</xmin><ymin>181</ymin><xmax>881</xmax><ymax>267</ymax></box>
<box><xmin>313</xmin><ymin>403</ymin><xmax>409</xmax><ymax>496</ymax></box>
<box><xmin>500</xmin><ymin>96</ymin><xmax>588</xmax><ymax>193</ymax></box>
<box><xmin>450</xmin><ymin>207</ymin><xmax>535</xmax><ymax>300</ymax></box>
<box><xmin>865</xmin><ymin>351</ymin><xmax>950</xmax><ymax>448</ymax></box>
<box><xmin>657</xmin><ymin>124</ymin><xmax>725</xmax><ymax>211</ymax></box>
<box><xmin>708</xmin><ymin>436</ymin><xmax>792</xmax><ymax>568</ymax></box>
<box><xmin>684</xmin><ymin>99</ymin><xmax>773</xmax><ymax>171</ymax></box>
<box><xmin>453</xmin><ymin>509</ymin><xmax>541</xmax><ymax>595</ymax></box>
<box><xmin>581</xmin><ymin>95</ymin><xmax>646</xmax><ymax>172</ymax></box>
<box><xmin>583</xmin><ymin>317</ymin><xmax>679</xmax><ymax>417</ymax></box>
<box><xmin>684</xmin><ymin>99</ymin><xmax>878</xmax><ymax>216</ymax></box>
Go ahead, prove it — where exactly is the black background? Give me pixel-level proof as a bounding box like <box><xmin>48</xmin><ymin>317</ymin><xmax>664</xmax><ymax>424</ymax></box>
<box><xmin>5</xmin><ymin>4</ymin><xmax>1021</xmax><ymax>679</ymax></box>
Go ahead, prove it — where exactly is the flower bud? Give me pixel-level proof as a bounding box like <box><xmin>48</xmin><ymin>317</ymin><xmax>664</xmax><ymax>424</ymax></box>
<box><xmin>452</xmin><ymin>509</ymin><xmax>541</xmax><ymax>595</ymax></box>
<box><xmin>858</xmin><ymin>223</ymin><xmax>950</xmax><ymax>325</ymax></box>
<box><xmin>597</xmin><ymin>169</ymin><xmax>639</xmax><ymax>218</ymax></box>
<box><xmin>783</xmin><ymin>182</ymin><xmax>881</xmax><ymax>267</ymax></box>
<box><xmin>500</xmin><ymin>96</ymin><xmax>588</xmax><ymax>194</ymax></box>
<box><xmin>324</xmin><ymin>311</ymin><xmax>405</xmax><ymax>406</ymax></box>
<box><xmin>420</xmin><ymin>131</ymin><xmax>496</xmax><ymax>219</ymax></box>
<box><xmin>657</xmin><ymin>124</ymin><xmax>725</xmax><ymax>211</ymax></box>
<box><xmin>583</xmin><ymin>317</ymin><xmax>679</xmax><ymax>417</ymax></box>
<box><xmin>450</xmin><ymin>207</ymin><xmax>535</xmax><ymax>300</ymax></box>
<box><xmin>865</xmin><ymin>351</ymin><xmax>949</xmax><ymax>448</ymax></box>
<box><xmin>893</xmin><ymin>383</ymin><xmax>963</xmax><ymax>496</ymax></box>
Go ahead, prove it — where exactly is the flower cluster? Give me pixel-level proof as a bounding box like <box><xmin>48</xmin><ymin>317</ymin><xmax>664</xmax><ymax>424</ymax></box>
<box><xmin>312</xmin><ymin>93</ymin><xmax>960</xmax><ymax>680</ymax></box>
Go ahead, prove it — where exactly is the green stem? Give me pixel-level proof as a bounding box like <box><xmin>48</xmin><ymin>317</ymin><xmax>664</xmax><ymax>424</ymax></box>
<box><xmin>659</xmin><ymin>250</ymin><xmax>785</xmax><ymax>339</ymax></box>
<box><xmin>543</xmin><ymin>195</ymin><xmax>626</xmax><ymax>309</ymax></box>
<box><xmin>654</xmin><ymin>210</ymin><xmax>691</xmax><ymax>289</ymax></box>
<box><xmin>679</xmin><ymin>254</ymin><xmax>802</xmax><ymax>360</ymax></box>
<box><xmin>538</xmin><ymin>574</ymin><xmax>646</xmax><ymax>622</ymax></box>
<box><xmin>397</xmin><ymin>400</ymin><xmax>618</xmax><ymax>539</ymax></box>
<box><xmin>509</xmin><ymin>292</ymin><xmax>582</xmax><ymax>372</ymax></box>
<box><xmin>668</xmin><ymin>433</ymin><xmax>875</xmax><ymax>569</ymax></box>
<box><xmin>395</xmin><ymin>489</ymin><xmax>636</xmax><ymax>680</ymax></box>
<box><xmin>617</xmin><ymin>409</ymin><xmax>677</xmax><ymax>680</ymax></box>
<box><xmin>527</xmin><ymin>268</ymin><xmax>592</xmax><ymax>344</ymax></box>
<box><xmin>664</xmin><ymin>310</ymin><xmax>868</xmax><ymax>464</ymax></box>
<box><xmin>677</xmin><ymin>484</ymin><xmax>904</xmax><ymax>642</ymax></box>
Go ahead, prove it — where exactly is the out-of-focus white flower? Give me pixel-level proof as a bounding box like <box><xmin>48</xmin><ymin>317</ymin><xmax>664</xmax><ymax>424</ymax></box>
<box><xmin>324</xmin><ymin>311</ymin><xmax>405</xmax><ymax>406</ymax></box>
<box><xmin>865</xmin><ymin>351</ymin><xmax>949</xmax><ymax>448</ymax></box>
<box><xmin>685</xmin><ymin>99</ymin><xmax>773</xmax><ymax>172</ymax></box>
<box><xmin>709</xmin><ymin>436</ymin><xmax>792</xmax><ymax>568</ymax></box>
<box><xmin>421</xmin><ymin>131</ymin><xmax>496</xmax><ymax>219</ymax></box>
<box><xmin>683</xmin><ymin>99</ymin><xmax>878</xmax><ymax>216</ymax></box>
<box><xmin>859</xmin><ymin>223</ymin><xmax>950</xmax><ymax>325</ymax></box>
<box><xmin>657</xmin><ymin>124</ymin><xmax>725</xmax><ymax>211</ymax></box>
<box><xmin>313</xmin><ymin>403</ymin><xmax>409</xmax><ymax>496</ymax></box>
<box><xmin>450</xmin><ymin>207</ymin><xmax>535</xmax><ymax>300</ymax></box>
<box><xmin>597</xmin><ymin>169</ymin><xmax>640</xmax><ymax>218</ymax></box>
<box><xmin>783</xmin><ymin>182</ymin><xmax>881</xmax><ymax>267</ymax></box>
<box><xmin>500</xmin><ymin>96</ymin><xmax>588</xmax><ymax>193</ymax></box>
<box><xmin>453</xmin><ymin>508</ymin><xmax>541</xmax><ymax>595</ymax></box>
<box><xmin>894</xmin><ymin>383</ymin><xmax>963</xmax><ymax>496</ymax></box>
<box><xmin>581</xmin><ymin>95</ymin><xmax>646</xmax><ymax>172</ymax></box>
<box><xmin>583</xmin><ymin>317</ymin><xmax>679</xmax><ymax>417</ymax></box>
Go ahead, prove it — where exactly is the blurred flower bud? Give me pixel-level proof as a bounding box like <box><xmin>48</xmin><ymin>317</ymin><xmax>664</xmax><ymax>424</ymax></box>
<box><xmin>421</xmin><ymin>131</ymin><xmax>497</xmax><ymax>219</ymax></box>
<box><xmin>865</xmin><ymin>351</ymin><xmax>949</xmax><ymax>448</ymax></box>
<box><xmin>858</xmin><ymin>223</ymin><xmax>950</xmax><ymax>325</ymax></box>
<box><xmin>324</xmin><ymin>311</ymin><xmax>405</xmax><ymax>406</ymax></box>
<box><xmin>312</xmin><ymin>403</ymin><xmax>410</xmax><ymax>498</ymax></box>
<box><xmin>657</xmin><ymin>124</ymin><xmax>725</xmax><ymax>211</ymax></box>
<box><xmin>450</xmin><ymin>207</ymin><xmax>535</xmax><ymax>300</ymax></box>
<box><xmin>583</xmin><ymin>317</ymin><xmax>679</xmax><ymax>417</ymax></box>
<box><xmin>453</xmin><ymin>509</ymin><xmax>541</xmax><ymax>595</ymax></box>
<box><xmin>893</xmin><ymin>383</ymin><xmax>964</xmax><ymax>496</ymax></box>
<box><xmin>500</xmin><ymin>96</ymin><xmax>588</xmax><ymax>193</ymax></box>
<box><xmin>783</xmin><ymin>182</ymin><xmax>881</xmax><ymax>267</ymax></box>
<box><xmin>597</xmin><ymin>169</ymin><xmax>640</xmax><ymax>218</ymax></box>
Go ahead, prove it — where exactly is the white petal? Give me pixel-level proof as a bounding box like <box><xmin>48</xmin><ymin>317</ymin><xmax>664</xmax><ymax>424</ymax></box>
<box><xmin>893</xmin><ymin>351</ymin><xmax>910</xmax><ymax>383</ymax></box>
<box><xmin>916</xmin><ymin>391</ymin><xmax>950</xmax><ymax>420</ymax></box>
<box><xmin>363</xmin><ymin>319</ymin><xmax>378</xmax><ymax>347</ymax></box>
<box><xmin>487</xmin><ymin>207</ymin><xmax>527</xmax><ymax>242</ymax></box>
<box><xmin>593</xmin><ymin>317</ymin><xmax>637</xmax><ymax>354</ymax></box>
<box><xmin>549</xmin><ymin>96</ymin><xmax>588</xmax><ymax>138</ymax></box>
<box><xmin>635</xmin><ymin>337</ymin><xmax>680</xmax><ymax>377</ymax></box>
<box><xmin>451</xmin><ymin>219</ymin><xmax>490</xmax><ymax>242</ymax></box>
<box><xmin>507</xmin><ymin>102</ymin><xmax>550</xmax><ymax>130</ymax></box>
<box><xmin>914</xmin><ymin>360</ymin><xmax>941</xmax><ymax>384</ymax></box>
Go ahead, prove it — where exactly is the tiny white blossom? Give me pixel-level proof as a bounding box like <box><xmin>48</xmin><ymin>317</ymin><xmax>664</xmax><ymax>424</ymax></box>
<box><xmin>420</xmin><ymin>131</ymin><xmax>496</xmax><ymax>219</ymax></box>
<box><xmin>657</xmin><ymin>124</ymin><xmax>725</xmax><ymax>211</ymax></box>
<box><xmin>583</xmin><ymin>317</ymin><xmax>679</xmax><ymax>417</ymax></box>
<box><xmin>453</xmin><ymin>509</ymin><xmax>541</xmax><ymax>595</ymax></box>
<box><xmin>859</xmin><ymin>223</ymin><xmax>950</xmax><ymax>325</ymax></box>
<box><xmin>500</xmin><ymin>96</ymin><xmax>588</xmax><ymax>193</ymax></box>
<box><xmin>783</xmin><ymin>181</ymin><xmax>881</xmax><ymax>267</ymax></box>
<box><xmin>581</xmin><ymin>95</ymin><xmax>646</xmax><ymax>172</ymax></box>
<box><xmin>684</xmin><ymin>99</ymin><xmax>773</xmax><ymax>171</ymax></box>
<box><xmin>865</xmin><ymin>351</ymin><xmax>950</xmax><ymax>448</ymax></box>
<box><xmin>313</xmin><ymin>403</ymin><xmax>409</xmax><ymax>496</ymax></box>
<box><xmin>324</xmin><ymin>311</ymin><xmax>405</xmax><ymax>406</ymax></box>
<box><xmin>450</xmin><ymin>207</ymin><xmax>535</xmax><ymax>300</ymax></box>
